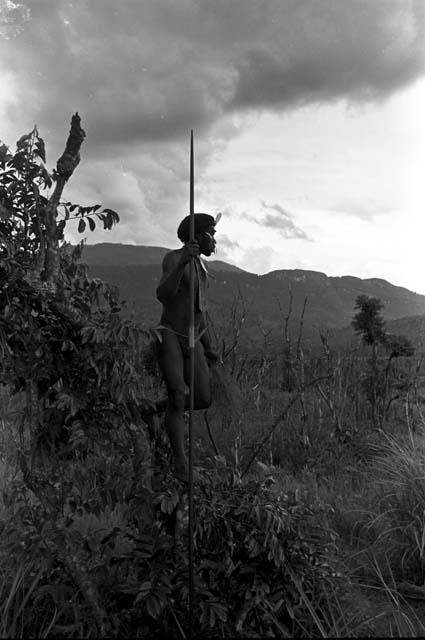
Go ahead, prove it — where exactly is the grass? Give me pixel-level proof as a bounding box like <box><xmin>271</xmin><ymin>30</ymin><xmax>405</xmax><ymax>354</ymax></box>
<box><xmin>0</xmin><ymin>561</ymin><xmax>58</xmax><ymax>639</ymax></box>
<box><xmin>3</xmin><ymin>373</ymin><xmax>425</xmax><ymax>636</ymax></box>
<box><xmin>243</xmin><ymin>418</ymin><xmax>425</xmax><ymax>637</ymax></box>
<box><xmin>326</xmin><ymin>428</ymin><xmax>425</xmax><ymax>636</ymax></box>
<box><xmin>356</xmin><ymin>430</ymin><xmax>425</xmax><ymax>583</ymax></box>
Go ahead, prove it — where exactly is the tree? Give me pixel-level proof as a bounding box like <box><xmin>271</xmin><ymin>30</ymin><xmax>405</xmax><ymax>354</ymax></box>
<box><xmin>0</xmin><ymin>118</ymin><xmax>155</xmax><ymax>469</ymax></box>
<box><xmin>351</xmin><ymin>295</ymin><xmax>386</xmax><ymax>346</ymax></box>
<box><xmin>0</xmin><ymin>117</ymin><xmax>157</xmax><ymax>634</ymax></box>
<box><xmin>351</xmin><ymin>295</ymin><xmax>415</xmax><ymax>428</ymax></box>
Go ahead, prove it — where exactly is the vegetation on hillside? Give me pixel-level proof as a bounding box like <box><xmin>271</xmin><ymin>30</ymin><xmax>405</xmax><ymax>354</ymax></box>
<box><xmin>1</xmin><ymin>119</ymin><xmax>425</xmax><ymax>637</ymax></box>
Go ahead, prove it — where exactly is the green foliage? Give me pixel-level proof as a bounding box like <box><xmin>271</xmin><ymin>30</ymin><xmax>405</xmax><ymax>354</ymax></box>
<box><xmin>352</xmin><ymin>295</ymin><xmax>386</xmax><ymax>346</ymax></box>
<box><xmin>0</xmin><ymin>123</ymin><xmax>155</xmax><ymax>635</ymax></box>
<box><xmin>383</xmin><ymin>333</ymin><xmax>415</xmax><ymax>360</ymax></box>
<box><xmin>191</xmin><ymin>468</ymin><xmax>343</xmax><ymax>637</ymax></box>
<box><xmin>60</xmin><ymin>202</ymin><xmax>120</xmax><ymax>235</ymax></box>
<box><xmin>0</xmin><ymin>129</ymin><xmax>51</xmax><ymax>257</ymax></box>
<box><xmin>351</xmin><ymin>296</ymin><xmax>415</xmax><ymax>429</ymax></box>
<box><xmin>1</xmin><ymin>460</ymin><xmax>345</xmax><ymax>638</ymax></box>
<box><xmin>0</xmin><ymin>126</ymin><xmax>152</xmax><ymax>459</ymax></box>
<box><xmin>0</xmin><ymin>126</ymin><xmax>118</xmax><ymax>264</ymax></box>
<box><xmin>0</xmin><ymin>559</ymin><xmax>56</xmax><ymax>639</ymax></box>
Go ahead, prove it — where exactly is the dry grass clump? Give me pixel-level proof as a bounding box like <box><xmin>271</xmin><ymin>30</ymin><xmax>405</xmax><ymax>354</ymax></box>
<box><xmin>358</xmin><ymin>430</ymin><xmax>425</xmax><ymax>586</ymax></box>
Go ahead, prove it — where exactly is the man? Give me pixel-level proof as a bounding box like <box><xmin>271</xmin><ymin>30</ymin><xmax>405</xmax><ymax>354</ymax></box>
<box><xmin>154</xmin><ymin>213</ymin><xmax>219</xmax><ymax>479</ymax></box>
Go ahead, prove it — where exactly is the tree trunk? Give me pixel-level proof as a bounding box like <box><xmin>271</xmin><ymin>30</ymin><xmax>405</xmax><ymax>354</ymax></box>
<box><xmin>42</xmin><ymin>113</ymin><xmax>85</xmax><ymax>283</ymax></box>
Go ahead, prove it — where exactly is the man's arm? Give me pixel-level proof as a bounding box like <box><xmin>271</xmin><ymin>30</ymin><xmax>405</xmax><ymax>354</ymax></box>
<box><xmin>156</xmin><ymin>242</ymin><xmax>200</xmax><ymax>302</ymax></box>
<box><xmin>156</xmin><ymin>251</ymin><xmax>185</xmax><ymax>302</ymax></box>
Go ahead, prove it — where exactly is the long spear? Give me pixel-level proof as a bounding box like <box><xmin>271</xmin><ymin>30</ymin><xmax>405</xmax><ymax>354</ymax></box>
<box><xmin>188</xmin><ymin>129</ymin><xmax>195</xmax><ymax>638</ymax></box>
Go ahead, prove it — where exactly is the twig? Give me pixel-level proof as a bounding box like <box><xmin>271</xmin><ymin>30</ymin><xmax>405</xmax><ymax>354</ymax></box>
<box><xmin>203</xmin><ymin>410</ymin><xmax>220</xmax><ymax>456</ymax></box>
<box><xmin>169</xmin><ymin>605</ymin><xmax>187</xmax><ymax>639</ymax></box>
<box><xmin>296</xmin><ymin>296</ymin><xmax>308</xmax><ymax>354</ymax></box>
<box><xmin>241</xmin><ymin>375</ymin><xmax>329</xmax><ymax>477</ymax></box>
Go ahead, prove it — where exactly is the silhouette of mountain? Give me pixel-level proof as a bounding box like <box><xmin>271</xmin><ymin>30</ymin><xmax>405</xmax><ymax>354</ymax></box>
<box><xmin>80</xmin><ymin>243</ymin><xmax>425</xmax><ymax>346</ymax></box>
<box><xmin>80</xmin><ymin>242</ymin><xmax>244</xmax><ymax>272</ymax></box>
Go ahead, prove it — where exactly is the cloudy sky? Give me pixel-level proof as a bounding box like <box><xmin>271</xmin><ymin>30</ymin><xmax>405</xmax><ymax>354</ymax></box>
<box><xmin>1</xmin><ymin>0</ymin><xmax>425</xmax><ymax>292</ymax></box>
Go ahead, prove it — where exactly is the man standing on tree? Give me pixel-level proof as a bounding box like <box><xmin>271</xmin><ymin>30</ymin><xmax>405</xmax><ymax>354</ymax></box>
<box><xmin>154</xmin><ymin>213</ymin><xmax>219</xmax><ymax>479</ymax></box>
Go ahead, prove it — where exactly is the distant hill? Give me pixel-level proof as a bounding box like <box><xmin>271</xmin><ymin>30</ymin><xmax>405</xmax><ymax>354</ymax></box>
<box><xmin>80</xmin><ymin>243</ymin><xmax>244</xmax><ymax>273</ymax></box>
<box><xmin>82</xmin><ymin>243</ymin><xmax>169</xmax><ymax>266</ymax></box>
<box><xmin>327</xmin><ymin>313</ymin><xmax>425</xmax><ymax>351</ymax></box>
<box><xmin>80</xmin><ymin>243</ymin><xmax>425</xmax><ymax>346</ymax></box>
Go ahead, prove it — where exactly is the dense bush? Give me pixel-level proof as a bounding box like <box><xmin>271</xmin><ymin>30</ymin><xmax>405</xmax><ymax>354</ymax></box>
<box><xmin>1</xmin><ymin>455</ymin><xmax>345</xmax><ymax>637</ymax></box>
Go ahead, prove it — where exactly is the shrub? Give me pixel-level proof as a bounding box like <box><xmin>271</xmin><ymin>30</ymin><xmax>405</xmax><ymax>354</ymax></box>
<box><xmin>191</xmin><ymin>467</ymin><xmax>344</xmax><ymax>637</ymax></box>
<box><xmin>360</xmin><ymin>432</ymin><xmax>425</xmax><ymax>586</ymax></box>
<box><xmin>0</xmin><ymin>455</ymin><xmax>348</xmax><ymax>638</ymax></box>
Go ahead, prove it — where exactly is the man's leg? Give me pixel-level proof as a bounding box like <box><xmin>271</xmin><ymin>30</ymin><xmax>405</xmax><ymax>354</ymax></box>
<box><xmin>157</xmin><ymin>330</ymin><xmax>188</xmax><ymax>476</ymax></box>
<box><xmin>156</xmin><ymin>342</ymin><xmax>211</xmax><ymax>414</ymax></box>
<box><xmin>184</xmin><ymin>341</ymin><xmax>212</xmax><ymax>410</ymax></box>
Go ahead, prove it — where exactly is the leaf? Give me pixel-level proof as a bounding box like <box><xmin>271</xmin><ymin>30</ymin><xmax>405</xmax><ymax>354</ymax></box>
<box><xmin>78</xmin><ymin>218</ymin><xmax>86</xmax><ymax>233</ymax></box>
<box><xmin>87</xmin><ymin>216</ymin><xmax>95</xmax><ymax>232</ymax></box>
<box><xmin>16</xmin><ymin>133</ymin><xmax>30</xmax><ymax>149</ymax></box>
<box><xmin>103</xmin><ymin>207</ymin><xmax>120</xmax><ymax>228</ymax></box>
<box><xmin>212</xmin><ymin>602</ymin><xmax>228</xmax><ymax>623</ymax></box>
<box><xmin>137</xmin><ymin>580</ymin><xmax>152</xmax><ymax>597</ymax></box>
<box><xmin>146</xmin><ymin>595</ymin><xmax>160</xmax><ymax>619</ymax></box>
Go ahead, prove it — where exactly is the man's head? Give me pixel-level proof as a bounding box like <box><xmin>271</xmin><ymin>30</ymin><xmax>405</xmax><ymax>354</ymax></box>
<box><xmin>177</xmin><ymin>213</ymin><xmax>216</xmax><ymax>256</ymax></box>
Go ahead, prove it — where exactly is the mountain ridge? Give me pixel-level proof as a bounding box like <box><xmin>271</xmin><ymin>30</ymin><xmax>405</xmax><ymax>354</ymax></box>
<box><xmin>79</xmin><ymin>243</ymin><xmax>425</xmax><ymax>344</ymax></box>
<box><xmin>79</xmin><ymin>242</ymin><xmax>245</xmax><ymax>273</ymax></box>
<box><xmin>80</xmin><ymin>244</ymin><xmax>420</xmax><ymax>295</ymax></box>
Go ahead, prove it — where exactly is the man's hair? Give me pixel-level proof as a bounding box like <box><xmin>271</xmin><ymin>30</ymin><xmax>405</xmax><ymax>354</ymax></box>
<box><xmin>177</xmin><ymin>213</ymin><xmax>215</xmax><ymax>242</ymax></box>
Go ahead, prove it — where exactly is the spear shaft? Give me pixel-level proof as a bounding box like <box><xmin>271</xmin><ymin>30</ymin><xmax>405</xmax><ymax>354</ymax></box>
<box><xmin>188</xmin><ymin>129</ymin><xmax>195</xmax><ymax>639</ymax></box>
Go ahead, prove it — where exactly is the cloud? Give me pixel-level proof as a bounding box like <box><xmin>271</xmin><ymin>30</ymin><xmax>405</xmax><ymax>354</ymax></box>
<box><xmin>216</xmin><ymin>234</ymin><xmax>240</xmax><ymax>252</ymax></box>
<box><xmin>240</xmin><ymin>245</ymin><xmax>274</xmax><ymax>274</ymax></box>
<box><xmin>261</xmin><ymin>202</ymin><xmax>311</xmax><ymax>240</ymax></box>
<box><xmin>210</xmin><ymin>233</ymin><xmax>241</xmax><ymax>266</ymax></box>
<box><xmin>2</xmin><ymin>0</ymin><xmax>425</xmax><ymax>150</ymax></box>
<box><xmin>332</xmin><ymin>201</ymin><xmax>394</xmax><ymax>222</ymax></box>
<box><xmin>0</xmin><ymin>1</ymin><xmax>31</xmax><ymax>39</ymax></box>
<box><xmin>231</xmin><ymin>1</ymin><xmax>425</xmax><ymax>111</ymax></box>
<box><xmin>1</xmin><ymin>0</ymin><xmax>424</xmax><ymax>251</ymax></box>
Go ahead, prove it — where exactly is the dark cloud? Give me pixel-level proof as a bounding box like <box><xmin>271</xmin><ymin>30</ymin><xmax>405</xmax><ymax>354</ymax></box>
<box><xmin>261</xmin><ymin>202</ymin><xmax>311</xmax><ymax>240</ymax></box>
<box><xmin>2</xmin><ymin>0</ymin><xmax>425</xmax><ymax>150</ymax></box>
<box><xmin>0</xmin><ymin>0</ymin><xmax>423</xmax><ymax>248</ymax></box>
<box><xmin>231</xmin><ymin>1</ymin><xmax>425</xmax><ymax>111</ymax></box>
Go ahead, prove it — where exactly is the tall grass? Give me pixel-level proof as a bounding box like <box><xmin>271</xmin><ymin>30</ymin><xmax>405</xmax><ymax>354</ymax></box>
<box><xmin>360</xmin><ymin>429</ymin><xmax>425</xmax><ymax>585</ymax></box>
<box><xmin>0</xmin><ymin>561</ymin><xmax>59</xmax><ymax>638</ymax></box>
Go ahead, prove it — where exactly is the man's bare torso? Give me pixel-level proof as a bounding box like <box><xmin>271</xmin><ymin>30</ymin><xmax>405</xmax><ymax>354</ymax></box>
<box><xmin>159</xmin><ymin>248</ymin><xmax>207</xmax><ymax>336</ymax></box>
